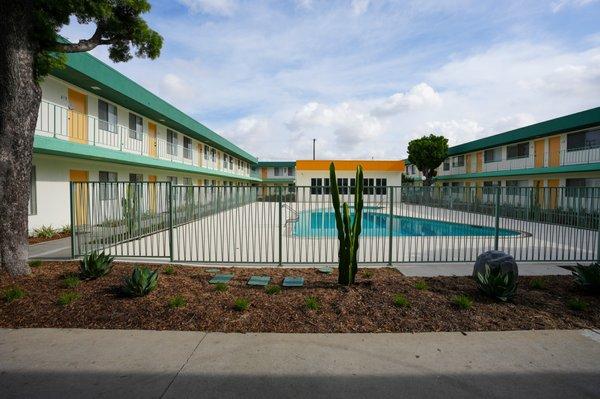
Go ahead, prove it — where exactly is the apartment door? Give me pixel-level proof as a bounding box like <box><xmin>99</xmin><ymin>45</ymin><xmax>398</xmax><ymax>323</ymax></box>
<box><xmin>148</xmin><ymin>122</ymin><xmax>157</xmax><ymax>157</ymax></box>
<box><xmin>475</xmin><ymin>180</ymin><xmax>483</xmax><ymax>201</ymax></box>
<box><xmin>534</xmin><ymin>180</ymin><xmax>545</xmax><ymax>207</ymax></box>
<box><xmin>476</xmin><ymin>152</ymin><xmax>483</xmax><ymax>172</ymax></box>
<box><xmin>548</xmin><ymin>136</ymin><xmax>561</xmax><ymax>167</ymax></box>
<box><xmin>465</xmin><ymin>154</ymin><xmax>471</xmax><ymax>173</ymax></box>
<box><xmin>534</xmin><ymin>140</ymin><xmax>545</xmax><ymax>168</ymax></box>
<box><xmin>70</xmin><ymin>169</ymin><xmax>89</xmax><ymax>225</ymax></box>
<box><xmin>547</xmin><ymin>178</ymin><xmax>559</xmax><ymax>209</ymax></box>
<box><xmin>148</xmin><ymin>175</ymin><xmax>157</xmax><ymax>212</ymax></box>
<box><xmin>67</xmin><ymin>89</ymin><xmax>88</xmax><ymax>143</ymax></box>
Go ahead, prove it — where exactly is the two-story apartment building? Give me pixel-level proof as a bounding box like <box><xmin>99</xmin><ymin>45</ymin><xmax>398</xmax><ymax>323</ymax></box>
<box><xmin>257</xmin><ymin>161</ymin><xmax>296</xmax><ymax>191</ymax></box>
<box><xmin>30</xmin><ymin>49</ymin><xmax>261</xmax><ymax>231</ymax></box>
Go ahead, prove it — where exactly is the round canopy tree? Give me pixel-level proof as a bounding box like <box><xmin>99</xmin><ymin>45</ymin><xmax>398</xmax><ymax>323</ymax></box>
<box><xmin>0</xmin><ymin>0</ymin><xmax>163</xmax><ymax>276</ymax></box>
<box><xmin>407</xmin><ymin>134</ymin><xmax>449</xmax><ymax>186</ymax></box>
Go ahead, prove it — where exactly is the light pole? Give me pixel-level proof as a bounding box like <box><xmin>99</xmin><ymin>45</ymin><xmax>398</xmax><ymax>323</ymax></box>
<box><xmin>312</xmin><ymin>138</ymin><xmax>316</xmax><ymax>160</ymax></box>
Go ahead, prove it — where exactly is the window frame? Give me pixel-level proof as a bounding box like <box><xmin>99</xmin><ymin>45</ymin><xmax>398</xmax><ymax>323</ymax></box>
<box><xmin>99</xmin><ymin>171</ymin><xmax>118</xmax><ymax>201</ymax></box>
<box><xmin>128</xmin><ymin>113</ymin><xmax>143</xmax><ymax>141</ymax></box>
<box><xmin>506</xmin><ymin>142</ymin><xmax>529</xmax><ymax>160</ymax></box>
<box><xmin>98</xmin><ymin>99</ymin><xmax>117</xmax><ymax>133</ymax></box>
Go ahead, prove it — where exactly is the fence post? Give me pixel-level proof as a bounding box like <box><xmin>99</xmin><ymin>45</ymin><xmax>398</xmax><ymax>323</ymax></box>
<box><xmin>387</xmin><ymin>188</ymin><xmax>394</xmax><ymax>266</ymax></box>
<box><xmin>596</xmin><ymin>212</ymin><xmax>600</xmax><ymax>263</ymax></box>
<box><xmin>69</xmin><ymin>182</ymin><xmax>75</xmax><ymax>259</ymax></box>
<box><xmin>278</xmin><ymin>186</ymin><xmax>283</xmax><ymax>266</ymax></box>
<box><xmin>168</xmin><ymin>182</ymin><xmax>174</xmax><ymax>262</ymax></box>
<box><xmin>494</xmin><ymin>186</ymin><xmax>500</xmax><ymax>250</ymax></box>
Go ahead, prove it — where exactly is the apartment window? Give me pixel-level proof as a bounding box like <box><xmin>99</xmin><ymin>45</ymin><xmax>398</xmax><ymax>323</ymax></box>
<box><xmin>129</xmin><ymin>173</ymin><xmax>143</xmax><ymax>182</ymax></box>
<box><xmin>204</xmin><ymin>145</ymin><xmax>209</xmax><ymax>160</ymax></box>
<box><xmin>183</xmin><ymin>177</ymin><xmax>193</xmax><ymax>185</ymax></box>
<box><xmin>451</xmin><ymin>182</ymin><xmax>461</xmax><ymax>194</ymax></box>
<box><xmin>167</xmin><ymin>176</ymin><xmax>178</xmax><ymax>185</ymax></box>
<box><xmin>483</xmin><ymin>180</ymin><xmax>500</xmax><ymax>194</ymax></box>
<box><xmin>183</xmin><ymin>136</ymin><xmax>192</xmax><ymax>159</ymax></box>
<box><xmin>337</xmin><ymin>178</ymin><xmax>349</xmax><ymax>194</ymax></box>
<box><xmin>506</xmin><ymin>142</ymin><xmax>529</xmax><ymax>160</ymax></box>
<box><xmin>167</xmin><ymin>130</ymin><xmax>178</xmax><ymax>156</ymax></box>
<box><xmin>28</xmin><ymin>166</ymin><xmax>37</xmax><ymax>215</ymax></box>
<box><xmin>274</xmin><ymin>167</ymin><xmax>281</xmax><ymax>176</ymax></box>
<box><xmin>128</xmin><ymin>113</ymin><xmax>143</xmax><ymax>140</ymax></box>
<box><xmin>211</xmin><ymin>148</ymin><xmax>216</xmax><ymax>162</ymax></box>
<box><xmin>565</xmin><ymin>178</ymin><xmax>600</xmax><ymax>197</ymax></box>
<box><xmin>323</xmin><ymin>178</ymin><xmax>331</xmax><ymax>194</ymax></box>
<box><xmin>310</xmin><ymin>178</ymin><xmax>323</xmax><ymax>195</ymax></box>
<box><xmin>223</xmin><ymin>154</ymin><xmax>228</xmax><ymax>169</ymax></box>
<box><xmin>452</xmin><ymin>155</ymin><xmax>465</xmax><ymax>167</ymax></box>
<box><xmin>375</xmin><ymin>178</ymin><xmax>387</xmax><ymax>195</ymax></box>
<box><xmin>211</xmin><ymin>180</ymin><xmax>216</xmax><ymax>186</ymax></box>
<box><xmin>506</xmin><ymin>180</ymin><xmax>528</xmax><ymax>195</ymax></box>
<box><xmin>288</xmin><ymin>167</ymin><xmax>294</xmax><ymax>176</ymax></box>
<box><xmin>567</xmin><ymin>128</ymin><xmax>600</xmax><ymax>151</ymax></box>
<box><xmin>98</xmin><ymin>99</ymin><xmax>117</xmax><ymax>133</ymax></box>
<box><xmin>363</xmin><ymin>178</ymin><xmax>375</xmax><ymax>195</ymax></box>
<box><xmin>230</xmin><ymin>157</ymin><xmax>234</xmax><ymax>170</ymax></box>
<box><xmin>484</xmin><ymin>148</ymin><xmax>502</xmax><ymax>163</ymax></box>
<box><xmin>443</xmin><ymin>159</ymin><xmax>450</xmax><ymax>171</ymax></box>
<box><xmin>99</xmin><ymin>171</ymin><xmax>117</xmax><ymax>200</ymax></box>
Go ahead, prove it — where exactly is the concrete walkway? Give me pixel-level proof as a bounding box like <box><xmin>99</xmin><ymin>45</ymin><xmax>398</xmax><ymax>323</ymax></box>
<box><xmin>0</xmin><ymin>328</ymin><xmax>598</xmax><ymax>398</ymax></box>
<box><xmin>28</xmin><ymin>237</ymin><xmax>71</xmax><ymax>259</ymax></box>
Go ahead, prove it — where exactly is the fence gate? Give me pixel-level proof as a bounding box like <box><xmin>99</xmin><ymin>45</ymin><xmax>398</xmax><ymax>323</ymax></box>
<box><xmin>71</xmin><ymin>183</ymin><xmax>600</xmax><ymax>264</ymax></box>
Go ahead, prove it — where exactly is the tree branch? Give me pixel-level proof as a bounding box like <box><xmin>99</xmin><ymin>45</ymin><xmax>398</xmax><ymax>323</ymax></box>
<box><xmin>52</xmin><ymin>27</ymin><xmax>109</xmax><ymax>53</ymax></box>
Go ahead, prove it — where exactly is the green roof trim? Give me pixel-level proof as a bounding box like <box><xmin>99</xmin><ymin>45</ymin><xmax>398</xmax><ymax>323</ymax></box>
<box><xmin>435</xmin><ymin>162</ymin><xmax>600</xmax><ymax>180</ymax></box>
<box><xmin>448</xmin><ymin>107</ymin><xmax>600</xmax><ymax>156</ymax></box>
<box><xmin>260</xmin><ymin>177</ymin><xmax>296</xmax><ymax>183</ymax></box>
<box><xmin>257</xmin><ymin>161</ymin><xmax>296</xmax><ymax>167</ymax></box>
<box><xmin>33</xmin><ymin>136</ymin><xmax>262</xmax><ymax>182</ymax></box>
<box><xmin>50</xmin><ymin>52</ymin><xmax>257</xmax><ymax>164</ymax></box>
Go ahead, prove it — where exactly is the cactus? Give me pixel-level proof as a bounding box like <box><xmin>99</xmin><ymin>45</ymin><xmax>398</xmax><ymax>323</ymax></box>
<box><xmin>329</xmin><ymin>162</ymin><xmax>364</xmax><ymax>285</ymax></box>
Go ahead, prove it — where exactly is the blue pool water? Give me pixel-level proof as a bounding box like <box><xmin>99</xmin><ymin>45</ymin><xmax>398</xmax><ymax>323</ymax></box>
<box><xmin>292</xmin><ymin>210</ymin><xmax>520</xmax><ymax>237</ymax></box>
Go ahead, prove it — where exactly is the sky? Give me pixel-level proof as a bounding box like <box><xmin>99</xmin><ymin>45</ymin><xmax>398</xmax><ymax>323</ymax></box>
<box><xmin>60</xmin><ymin>0</ymin><xmax>600</xmax><ymax>161</ymax></box>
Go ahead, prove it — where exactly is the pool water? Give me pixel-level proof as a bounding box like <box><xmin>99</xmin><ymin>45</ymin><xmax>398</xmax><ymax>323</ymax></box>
<box><xmin>292</xmin><ymin>210</ymin><xmax>520</xmax><ymax>237</ymax></box>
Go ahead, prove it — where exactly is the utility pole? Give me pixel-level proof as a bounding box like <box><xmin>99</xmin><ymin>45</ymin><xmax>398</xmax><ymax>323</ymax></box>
<box><xmin>312</xmin><ymin>138</ymin><xmax>316</xmax><ymax>160</ymax></box>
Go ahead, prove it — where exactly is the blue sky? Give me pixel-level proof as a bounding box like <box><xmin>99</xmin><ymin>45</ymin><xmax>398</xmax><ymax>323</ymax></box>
<box><xmin>60</xmin><ymin>0</ymin><xmax>600</xmax><ymax>160</ymax></box>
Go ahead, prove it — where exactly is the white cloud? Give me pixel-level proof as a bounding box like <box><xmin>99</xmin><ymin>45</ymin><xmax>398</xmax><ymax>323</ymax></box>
<box><xmin>178</xmin><ymin>0</ymin><xmax>237</xmax><ymax>16</ymax></box>
<box><xmin>372</xmin><ymin>83</ymin><xmax>442</xmax><ymax>117</ymax></box>
<box><xmin>159</xmin><ymin>73</ymin><xmax>195</xmax><ymax>108</ymax></box>
<box><xmin>351</xmin><ymin>0</ymin><xmax>371</xmax><ymax>15</ymax></box>
<box><xmin>295</xmin><ymin>0</ymin><xmax>314</xmax><ymax>10</ymax></box>
<box><xmin>551</xmin><ymin>0</ymin><xmax>598</xmax><ymax>13</ymax></box>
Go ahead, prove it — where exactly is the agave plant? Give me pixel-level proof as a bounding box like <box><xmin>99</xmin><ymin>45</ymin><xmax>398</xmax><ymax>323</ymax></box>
<box><xmin>329</xmin><ymin>162</ymin><xmax>364</xmax><ymax>285</ymax></box>
<box><xmin>122</xmin><ymin>267</ymin><xmax>159</xmax><ymax>297</ymax></box>
<box><xmin>572</xmin><ymin>263</ymin><xmax>600</xmax><ymax>293</ymax></box>
<box><xmin>474</xmin><ymin>263</ymin><xmax>517</xmax><ymax>302</ymax></box>
<box><xmin>80</xmin><ymin>251</ymin><xmax>114</xmax><ymax>279</ymax></box>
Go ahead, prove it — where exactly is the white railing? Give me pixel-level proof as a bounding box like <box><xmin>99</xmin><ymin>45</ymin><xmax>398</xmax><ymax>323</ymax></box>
<box><xmin>35</xmin><ymin>100</ymin><xmax>252</xmax><ymax>178</ymax></box>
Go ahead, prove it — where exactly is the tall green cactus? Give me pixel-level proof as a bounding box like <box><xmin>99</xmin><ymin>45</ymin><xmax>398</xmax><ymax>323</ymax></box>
<box><xmin>329</xmin><ymin>162</ymin><xmax>364</xmax><ymax>285</ymax></box>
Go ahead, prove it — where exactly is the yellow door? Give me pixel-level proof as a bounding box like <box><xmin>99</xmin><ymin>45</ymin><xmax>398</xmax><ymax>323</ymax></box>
<box><xmin>67</xmin><ymin>89</ymin><xmax>88</xmax><ymax>143</ymax></box>
<box><xmin>465</xmin><ymin>154</ymin><xmax>471</xmax><ymax>174</ymax></box>
<box><xmin>549</xmin><ymin>136</ymin><xmax>560</xmax><ymax>167</ymax></box>
<box><xmin>534</xmin><ymin>140</ymin><xmax>545</xmax><ymax>168</ymax></box>
<box><xmin>261</xmin><ymin>168</ymin><xmax>268</xmax><ymax>179</ymax></box>
<box><xmin>476</xmin><ymin>152</ymin><xmax>483</xmax><ymax>173</ymax></box>
<box><xmin>548</xmin><ymin>179</ymin><xmax>559</xmax><ymax>209</ymax></box>
<box><xmin>475</xmin><ymin>180</ymin><xmax>483</xmax><ymax>201</ymax></box>
<box><xmin>70</xmin><ymin>170</ymin><xmax>89</xmax><ymax>225</ymax></box>
<box><xmin>148</xmin><ymin>175</ymin><xmax>157</xmax><ymax>212</ymax></box>
<box><xmin>148</xmin><ymin>122</ymin><xmax>157</xmax><ymax>157</ymax></box>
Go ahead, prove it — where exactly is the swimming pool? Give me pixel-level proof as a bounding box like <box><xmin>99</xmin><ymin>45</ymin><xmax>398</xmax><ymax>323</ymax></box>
<box><xmin>292</xmin><ymin>209</ymin><xmax>520</xmax><ymax>237</ymax></box>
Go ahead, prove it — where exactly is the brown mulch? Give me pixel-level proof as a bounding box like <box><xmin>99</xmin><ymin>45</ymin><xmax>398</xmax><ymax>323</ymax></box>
<box><xmin>0</xmin><ymin>261</ymin><xmax>598</xmax><ymax>333</ymax></box>
<box><xmin>28</xmin><ymin>233</ymin><xmax>71</xmax><ymax>245</ymax></box>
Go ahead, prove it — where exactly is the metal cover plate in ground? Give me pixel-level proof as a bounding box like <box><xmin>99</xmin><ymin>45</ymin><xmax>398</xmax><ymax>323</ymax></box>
<box><xmin>317</xmin><ymin>267</ymin><xmax>333</xmax><ymax>274</ymax></box>
<box><xmin>247</xmin><ymin>276</ymin><xmax>270</xmax><ymax>286</ymax></box>
<box><xmin>209</xmin><ymin>274</ymin><xmax>233</xmax><ymax>284</ymax></box>
<box><xmin>206</xmin><ymin>268</ymin><xmax>220</xmax><ymax>274</ymax></box>
<box><xmin>282</xmin><ymin>277</ymin><xmax>304</xmax><ymax>287</ymax></box>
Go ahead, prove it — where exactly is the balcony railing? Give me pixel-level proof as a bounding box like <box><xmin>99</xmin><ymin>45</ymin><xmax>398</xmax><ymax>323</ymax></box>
<box><xmin>35</xmin><ymin>100</ymin><xmax>251</xmax><ymax>178</ymax></box>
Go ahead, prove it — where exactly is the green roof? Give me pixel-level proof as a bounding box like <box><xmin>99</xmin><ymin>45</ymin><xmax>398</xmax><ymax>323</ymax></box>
<box><xmin>34</xmin><ymin>136</ymin><xmax>262</xmax><ymax>182</ymax></box>
<box><xmin>448</xmin><ymin>107</ymin><xmax>600</xmax><ymax>156</ymax></box>
<box><xmin>435</xmin><ymin>162</ymin><xmax>600</xmax><ymax>180</ymax></box>
<box><xmin>257</xmin><ymin>161</ymin><xmax>296</xmax><ymax>167</ymax></box>
<box><xmin>51</xmin><ymin>51</ymin><xmax>257</xmax><ymax>164</ymax></box>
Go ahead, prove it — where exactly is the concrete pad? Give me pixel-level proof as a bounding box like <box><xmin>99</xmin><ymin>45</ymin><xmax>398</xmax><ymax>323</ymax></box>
<box><xmin>396</xmin><ymin>262</ymin><xmax>573</xmax><ymax>277</ymax></box>
<box><xmin>0</xmin><ymin>328</ymin><xmax>205</xmax><ymax>399</ymax></box>
<box><xmin>165</xmin><ymin>329</ymin><xmax>600</xmax><ymax>399</ymax></box>
<box><xmin>28</xmin><ymin>237</ymin><xmax>72</xmax><ymax>259</ymax></box>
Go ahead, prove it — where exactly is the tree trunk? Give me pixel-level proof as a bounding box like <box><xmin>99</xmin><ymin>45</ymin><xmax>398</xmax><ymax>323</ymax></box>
<box><xmin>0</xmin><ymin>1</ymin><xmax>40</xmax><ymax>276</ymax></box>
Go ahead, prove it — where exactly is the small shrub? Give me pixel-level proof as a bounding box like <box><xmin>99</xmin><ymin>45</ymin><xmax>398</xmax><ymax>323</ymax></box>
<box><xmin>362</xmin><ymin>270</ymin><xmax>373</xmax><ymax>278</ymax></box>
<box><xmin>163</xmin><ymin>265</ymin><xmax>176</xmax><ymax>275</ymax></box>
<box><xmin>393</xmin><ymin>294</ymin><xmax>410</xmax><ymax>308</ymax></box>
<box><xmin>452</xmin><ymin>294</ymin><xmax>473</xmax><ymax>309</ymax></box>
<box><xmin>474</xmin><ymin>263</ymin><xmax>517</xmax><ymax>302</ymax></box>
<box><xmin>63</xmin><ymin>274</ymin><xmax>81</xmax><ymax>289</ymax></box>
<box><xmin>122</xmin><ymin>267</ymin><xmax>159</xmax><ymax>297</ymax></box>
<box><xmin>572</xmin><ymin>263</ymin><xmax>600</xmax><ymax>293</ymax></box>
<box><xmin>529</xmin><ymin>278</ymin><xmax>545</xmax><ymax>290</ymax></box>
<box><xmin>567</xmin><ymin>298</ymin><xmax>588</xmax><ymax>311</ymax></box>
<box><xmin>3</xmin><ymin>287</ymin><xmax>25</xmax><ymax>303</ymax></box>
<box><xmin>80</xmin><ymin>251</ymin><xmax>114</xmax><ymax>279</ymax></box>
<box><xmin>59</xmin><ymin>225</ymin><xmax>71</xmax><ymax>235</ymax></box>
<box><xmin>168</xmin><ymin>295</ymin><xmax>187</xmax><ymax>309</ymax></box>
<box><xmin>305</xmin><ymin>296</ymin><xmax>320</xmax><ymax>310</ymax></box>
<box><xmin>214</xmin><ymin>282</ymin><xmax>228</xmax><ymax>292</ymax></box>
<box><xmin>28</xmin><ymin>260</ymin><xmax>42</xmax><ymax>268</ymax></box>
<box><xmin>57</xmin><ymin>292</ymin><xmax>80</xmax><ymax>306</ymax></box>
<box><xmin>33</xmin><ymin>225</ymin><xmax>56</xmax><ymax>239</ymax></box>
<box><xmin>414</xmin><ymin>280</ymin><xmax>428</xmax><ymax>291</ymax></box>
<box><xmin>233</xmin><ymin>298</ymin><xmax>250</xmax><ymax>311</ymax></box>
<box><xmin>265</xmin><ymin>285</ymin><xmax>281</xmax><ymax>295</ymax></box>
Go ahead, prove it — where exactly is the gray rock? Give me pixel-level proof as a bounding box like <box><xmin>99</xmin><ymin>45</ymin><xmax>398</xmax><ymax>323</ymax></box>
<box><xmin>473</xmin><ymin>250</ymin><xmax>518</xmax><ymax>279</ymax></box>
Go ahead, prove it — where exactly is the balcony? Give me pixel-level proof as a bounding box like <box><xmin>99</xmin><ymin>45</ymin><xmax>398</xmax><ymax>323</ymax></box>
<box><xmin>35</xmin><ymin>100</ymin><xmax>252</xmax><ymax>178</ymax></box>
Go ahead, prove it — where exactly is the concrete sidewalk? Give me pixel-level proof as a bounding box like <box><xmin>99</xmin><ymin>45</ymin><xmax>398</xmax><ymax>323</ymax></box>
<box><xmin>0</xmin><ymin>329</ymin><xmax>599</xmax><ymax>398</ymax></box>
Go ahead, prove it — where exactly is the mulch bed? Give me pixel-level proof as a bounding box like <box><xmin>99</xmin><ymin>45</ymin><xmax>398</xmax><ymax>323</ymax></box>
<box><xmin>28</xmin><ymin>233</ymin><xmax>71</xmax><ymax>245</ymax></box>
<box><xmin>0</xmin><ymin>261</ymin><xmax>598</xmax><ymax>333</ymax></box>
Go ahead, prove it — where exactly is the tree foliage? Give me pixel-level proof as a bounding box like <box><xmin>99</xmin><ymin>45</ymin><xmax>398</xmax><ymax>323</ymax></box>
<box><xmin>407</xmin><ymin>134</ymin><xmax>448</xmax><ymax>186</ymax></box>
<box><xmin>32</xmin><ymin>0</ymin><xmax>163</xmax><ymax>79</ymax></box>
